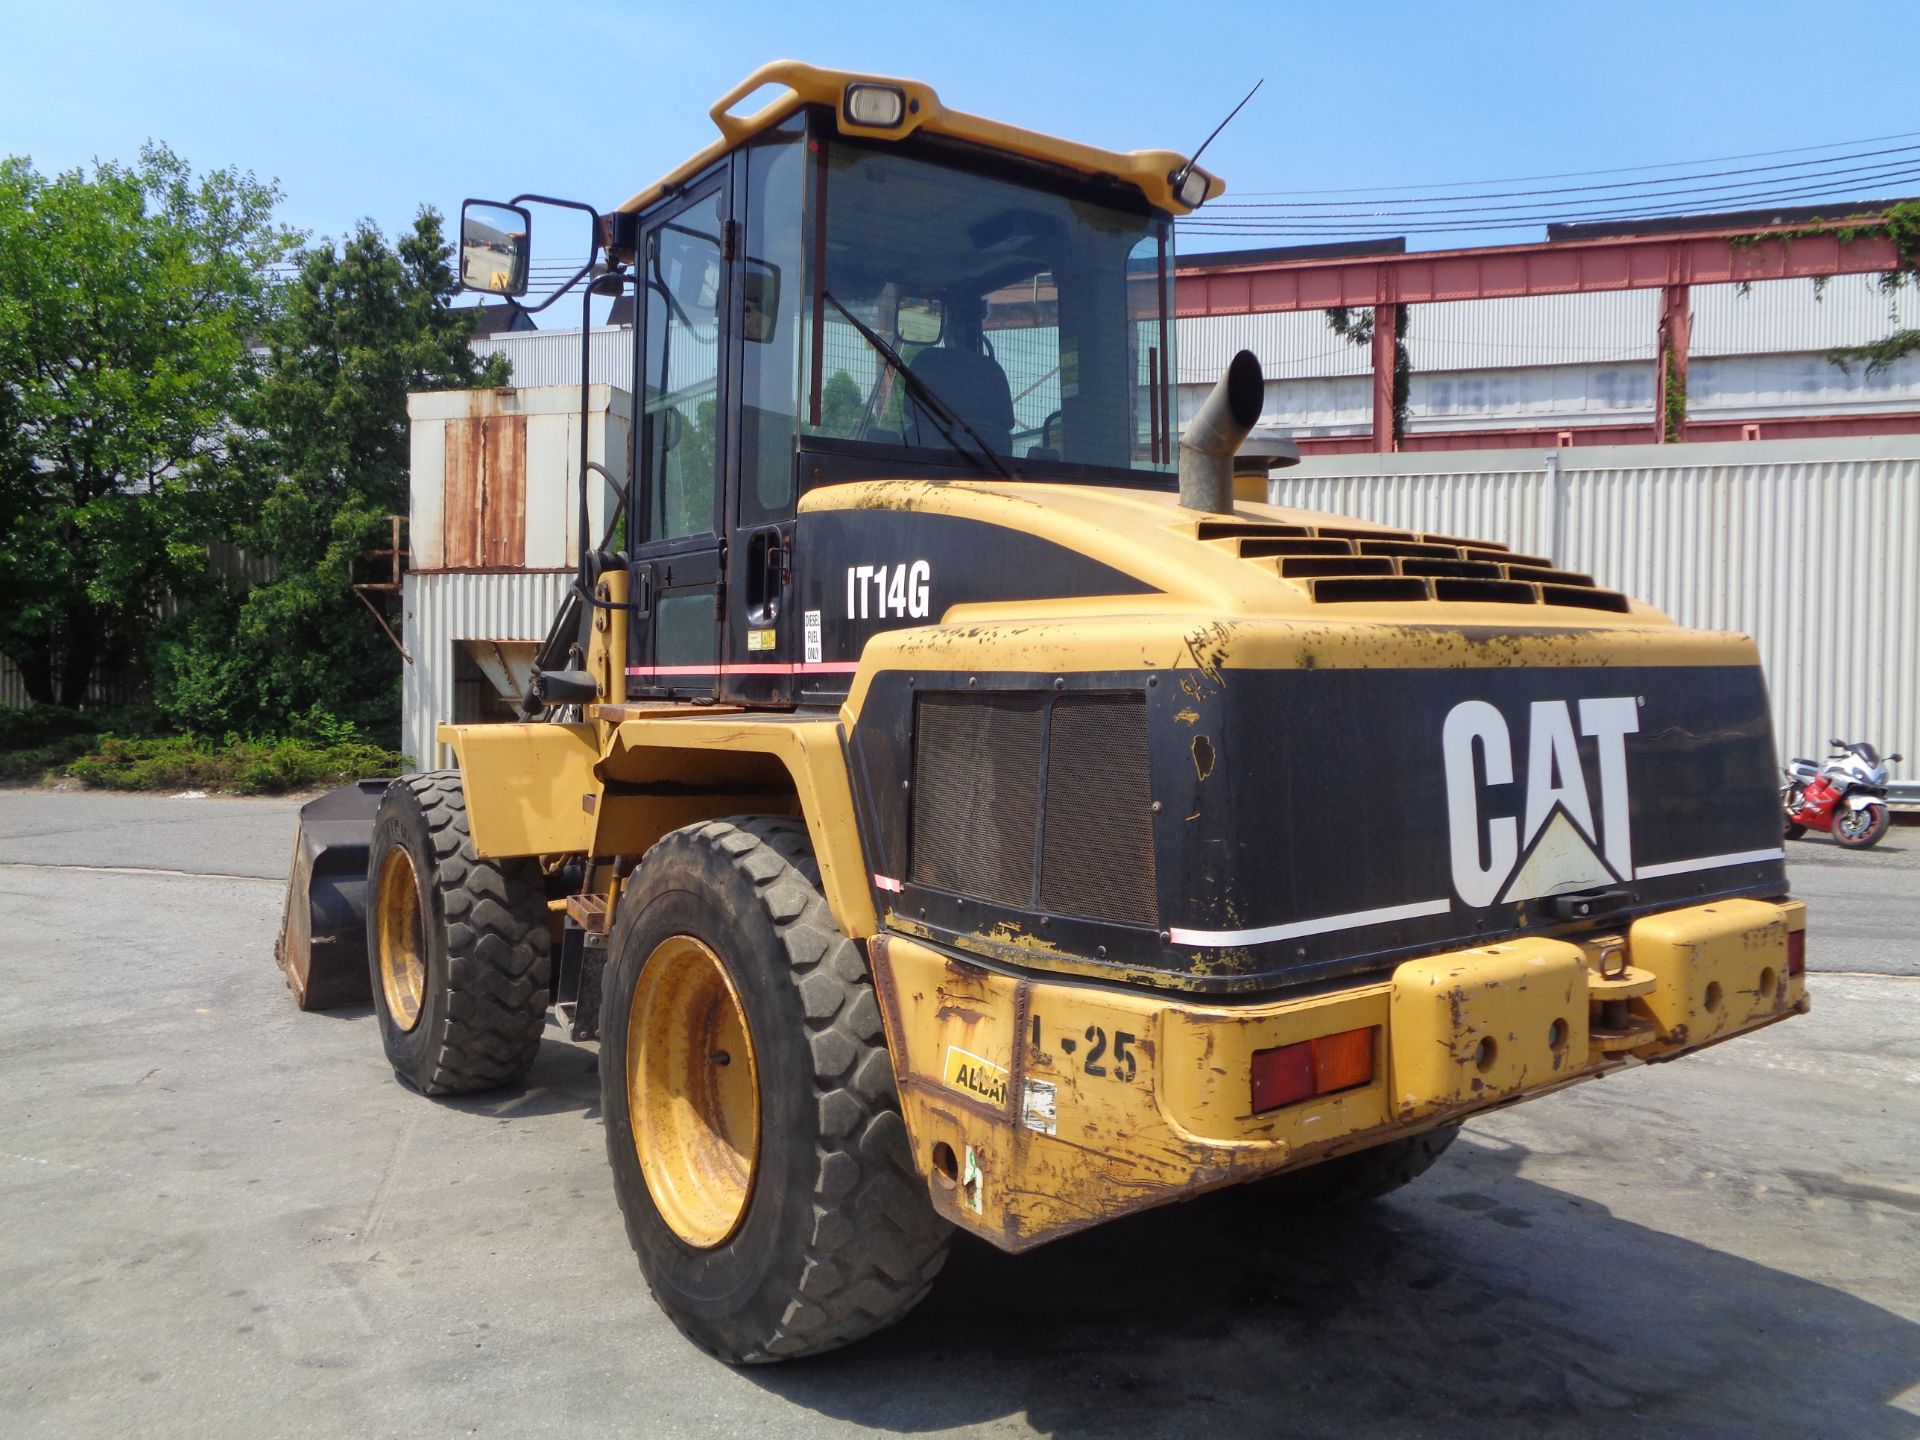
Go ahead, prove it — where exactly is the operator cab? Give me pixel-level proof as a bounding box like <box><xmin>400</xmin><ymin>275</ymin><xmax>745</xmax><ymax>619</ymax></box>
<box><xmin>459</xmin><ymin>63</ymin><xmax>1213</xmax><ymax>711</ymax></box>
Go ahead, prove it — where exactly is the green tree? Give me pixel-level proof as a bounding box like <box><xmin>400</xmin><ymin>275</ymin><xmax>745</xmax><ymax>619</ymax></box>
<box><xmin>1326</xmin><ymin>305</ymin><xmax>1411</xmax><ymax>446</ymax></box>
<box><xmin>156</xmin><ymin>212</ymin><xmax>507</xmax><ymax>742</ymax></box>
<box><xmin>818</xmin><ymin>368</ymin><xmax>864</xmax><ymax>436</ymax></box>
<box><xmin>0</xmin><ymin>145</ymin><xmax>296</xmax><ymax>705</ymax></box>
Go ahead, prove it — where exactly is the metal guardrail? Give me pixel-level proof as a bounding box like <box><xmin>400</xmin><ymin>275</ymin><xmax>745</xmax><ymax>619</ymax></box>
<box><xmin>1886</xmin><ymin>779</ymin><xmax>1920</xmax><ymax>809</ymax></box>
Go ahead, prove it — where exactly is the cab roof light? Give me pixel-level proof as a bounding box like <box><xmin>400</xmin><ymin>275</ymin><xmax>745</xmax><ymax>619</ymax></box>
<box><xmin>844</xmin><ymin>83</ymin><xmax>907</xmax><ymax>129</ymax></box>
<box><xmin>1250</xmin><ymin>1027</ymin><xmax>1377</xmax><ymax>1115</ymax></box>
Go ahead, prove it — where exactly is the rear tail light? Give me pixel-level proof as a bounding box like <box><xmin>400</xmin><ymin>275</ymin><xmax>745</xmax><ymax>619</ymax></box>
<box><xmin>1786</xmin><ymin>928</ymin><xmax>1806</xmax><ymax>976</ymax></box>
<box><xmin>1311</xmin><ymin>1027</ymin><xmax>1375</xmax><ymax>1092</ymax></box>
<box><xmin>1251</xmin><ymin>1027</ymin><xmax>1376</xmax><ymax>1114</ymax></box>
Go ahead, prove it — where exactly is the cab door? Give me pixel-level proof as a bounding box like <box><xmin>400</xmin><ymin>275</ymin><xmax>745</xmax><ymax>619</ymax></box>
<box><xmin>720</xmin><ymin>125</ymin><xmax>807</xmax><ymax>707</ymax></box>
<box><xmin>628</xmin><ymin>178</ymin><xmax>730</xmax><ymax>699</ymax></box>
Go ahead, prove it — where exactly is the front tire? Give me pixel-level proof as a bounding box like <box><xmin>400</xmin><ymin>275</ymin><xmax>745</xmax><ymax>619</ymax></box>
<box><xmin>1832</xmin><ymin>801</ymin><xmax>1890</xmax><ymax>849</ymax></box>
<box><xmin>366</xmin><ymin>772</ymin><xmax>551</xmax><ymax>1095</ymax></box>
<box><xmin>601</xmin><ymin>817</ymin><xmax>951</xmax><ymax>1363</ymax></box>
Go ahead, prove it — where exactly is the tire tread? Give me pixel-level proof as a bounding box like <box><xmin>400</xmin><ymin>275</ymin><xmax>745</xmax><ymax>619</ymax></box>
<box><xmin>398</xmin><ymin>771</ymin><xmax>549</xmax><ymax>1095</ymax></box>
<box><xmin>612</xmin><ymin>816</ymin><xmax>950</xmax><ymax>1362</ymax></box>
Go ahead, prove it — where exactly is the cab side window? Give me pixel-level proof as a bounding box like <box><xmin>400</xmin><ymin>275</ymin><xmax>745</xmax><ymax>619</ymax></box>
<box><xmin>738</xmin><ymin>129</ymin><xmax>805</xmax><ymax>527</ymax></box>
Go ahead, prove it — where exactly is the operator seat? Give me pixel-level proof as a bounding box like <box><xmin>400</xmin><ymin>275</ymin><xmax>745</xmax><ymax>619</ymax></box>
<box><xmin>904</xmin><ymin>344</ymin><xmax>1015</xmax><ymax>454</ymax></box>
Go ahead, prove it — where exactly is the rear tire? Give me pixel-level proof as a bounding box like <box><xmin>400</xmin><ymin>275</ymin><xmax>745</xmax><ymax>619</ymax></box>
<box><xmin>1255</xmin><ymin>1124</ymin><xmax>1461</xmax><ymax>1208</ymax></box>
<box><xmin>1832</xmin><ymin>801</ymin><xmax>1889</xmax><ymax>849</ymax></box>
<box><xmin>366</xmin><ymin>772</ymin><xmax>551</xmax><ymax>1095</ymax></box>
<box><xmin>601</xmin><ymin>817</ymin><xmax>951</xmax><ymax>1363</ymax></box>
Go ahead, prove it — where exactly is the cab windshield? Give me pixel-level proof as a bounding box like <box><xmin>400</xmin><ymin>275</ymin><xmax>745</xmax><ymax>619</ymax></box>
<box><xmin>800</xmin><ymin>132</ymin><xmax>1176</xmax><ymax>478</ymax></box>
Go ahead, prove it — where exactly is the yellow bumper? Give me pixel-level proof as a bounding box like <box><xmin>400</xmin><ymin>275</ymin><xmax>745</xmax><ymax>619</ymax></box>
<box><xmin>868</xmin><ymin>897</ymin><xmax>1806</xmax><ymax>1251</ymax></box>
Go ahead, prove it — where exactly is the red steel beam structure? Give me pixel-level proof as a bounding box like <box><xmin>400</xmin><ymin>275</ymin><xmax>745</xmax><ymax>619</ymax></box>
<box><xmin>1176</xmin><ymin>224</ymin><xmax>1904</xmax><ymax>452</ymax></box>
<box><xmin>1656</xmin><ymin>283</ymin><xmax>1693</xmax><ymax>445</ymax></box>
<box><xmin>1369</xmin><ymin>301</ymin><xmax>1398</xmax><ymax>454</ymax></box>
<box><xmin>1175</xmin><ymin>225</ymin><xmax>1900</xmax><ymax>315</ymax></box>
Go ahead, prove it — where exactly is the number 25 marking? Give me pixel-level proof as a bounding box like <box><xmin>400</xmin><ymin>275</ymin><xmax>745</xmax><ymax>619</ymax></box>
<box><xmin>1031</xmin><ymin>1015</ymin><xmax>1136</xmax><ymax>1083</ymax></box>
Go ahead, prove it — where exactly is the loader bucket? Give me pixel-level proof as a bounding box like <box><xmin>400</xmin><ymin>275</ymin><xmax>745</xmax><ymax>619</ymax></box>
<box><xmin>274</xmin><ymin>778</ymin><xmax>391</xmax><ymax>1010</ymax></box>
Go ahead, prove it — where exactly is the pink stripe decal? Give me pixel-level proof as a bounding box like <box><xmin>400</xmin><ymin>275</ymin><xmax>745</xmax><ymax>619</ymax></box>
<box><xmin>624</xmin><ymin>661</ymin><xmax>861</xmax><ymax>677</ymax></box>
<box><xmin>872</xmin><ymin>873</ymin><xmax>904</xmax><ymax>892</ymax></box>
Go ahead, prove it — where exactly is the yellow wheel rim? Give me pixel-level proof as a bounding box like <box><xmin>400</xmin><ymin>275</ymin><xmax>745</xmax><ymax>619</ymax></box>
<box><xmin>375</xmin><ymin>846</ymin><xmax>428</xmax><ymax>1033</ymax></box>
<box><xmin>628</xmin><ymin>935</ymin><xmax>761</xmax><ymax>1249</ymax></box>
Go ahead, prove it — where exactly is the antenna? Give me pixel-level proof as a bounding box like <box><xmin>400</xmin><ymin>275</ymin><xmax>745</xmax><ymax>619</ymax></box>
<box><xmin>1170</xmin><ymin>78</ymin><xmax>1263</xmax><ymax>208</ymax></box>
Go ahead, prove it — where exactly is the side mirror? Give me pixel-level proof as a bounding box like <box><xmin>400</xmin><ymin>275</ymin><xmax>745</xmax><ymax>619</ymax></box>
<box><xmin>459</xmin><ymin>200</ymin><xmax>532</xmax><ymax>297</ymax></box>
<box><xmin>1829</xmin><ymin>738</ymin><xmax>1846</xmax><ymax>749</ymax></box>
<box><xmin>1891</xmin><ymin>754</ymin><xmax>1905</xmax><ymax>764</ymax></box>
<box><xmin>897</xmin><ymin>295</ymin><xmax>945</xmax><ymax>346</ymax></box>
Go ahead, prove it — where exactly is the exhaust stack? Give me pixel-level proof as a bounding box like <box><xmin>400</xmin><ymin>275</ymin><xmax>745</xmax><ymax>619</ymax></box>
<box><xmin>1178</xmin><ymin>348</ymin><xmax>1265</xmax><ymax>514</ymax></box>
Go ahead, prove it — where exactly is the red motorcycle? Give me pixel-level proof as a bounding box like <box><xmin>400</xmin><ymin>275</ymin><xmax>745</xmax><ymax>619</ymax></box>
<box><xmin>1782</xmin><ymin>740</ymin><xmax>1901</xmax><ymax>849</ymax></box>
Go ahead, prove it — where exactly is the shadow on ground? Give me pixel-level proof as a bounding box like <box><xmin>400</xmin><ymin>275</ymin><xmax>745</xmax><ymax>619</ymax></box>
<box><xmin>438</xmin><ymin>1025</ymin><xmax>603</xmax><ymax>1123</ymax></box>
<box><xmin>338</xmin><ymin>1011</ymin><xmax>1919</xmax><ymax>1437</ymax></box>
<box><xmin>738</xmin><ymin>1134</ymin><xmax>1920</xmax><ymax>1439</ymax></box>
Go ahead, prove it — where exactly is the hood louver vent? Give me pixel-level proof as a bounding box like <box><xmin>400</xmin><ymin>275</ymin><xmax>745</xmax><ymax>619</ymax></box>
<box><xmin>1196</xmin><ymin>518</ymin><xmax>1631</xmax><ymax>614</ymax></box>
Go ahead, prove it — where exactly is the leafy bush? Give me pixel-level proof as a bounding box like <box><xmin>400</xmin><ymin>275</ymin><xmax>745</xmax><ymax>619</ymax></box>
<box><xmin>0</xmin><ymin>734</ymin><xmax>98</xmax><ymax>784</ymax></box>
<box><xmin>66</xmin><ymin>733</ymin><xmax>404</xmax><ymax>795</ymax></box>
<box><xmin>0</xmin><ymin>704</ymin><xmax>161</xmax><ymax>783</ymax></box>
<box><xmin>1</xmin><ymin>699</ymin><xmax>402</xmax><ymax>792</ymax></box>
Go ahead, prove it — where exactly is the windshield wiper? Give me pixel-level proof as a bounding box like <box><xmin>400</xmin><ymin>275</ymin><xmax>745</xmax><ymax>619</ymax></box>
<box><xmin>822</xmin><ymin>291</ymin><xmax>1016</xmax><ymax>482</ymax></box>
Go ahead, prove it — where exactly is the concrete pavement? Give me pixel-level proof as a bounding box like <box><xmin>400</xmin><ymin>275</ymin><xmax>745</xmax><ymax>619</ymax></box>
<box><xmin>1</xmin><ymin>788</ymin><xmax>1916</xmax><ymax>1438</ymax></box>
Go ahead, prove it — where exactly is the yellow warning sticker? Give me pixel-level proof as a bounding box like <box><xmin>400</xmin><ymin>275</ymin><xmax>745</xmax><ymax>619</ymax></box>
<box><xmin>942</xmin><ymin>1046</ymin><xmax>1010</xmax><ymax>1107</ymax></box>
<box><xmin>746</xmin><ymin>627</ymin><xmax>776</xmax><ymax>652</ymax></box>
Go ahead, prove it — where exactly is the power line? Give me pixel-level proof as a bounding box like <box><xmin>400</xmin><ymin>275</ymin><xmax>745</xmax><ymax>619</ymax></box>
<box><xmin>1227</xmin><ymin>129</ymin><xmax>1920</xmax><ymax>197</ymax></box>
<box><xmin>1206</xmin><ymin>144</ymin><xmax>1920</xmax><ymax>213</ymax></box>
<box><xmin>1184</xmin><ymin>173</ymin><xmax>1920</xmax><ymax>237</ymax></box>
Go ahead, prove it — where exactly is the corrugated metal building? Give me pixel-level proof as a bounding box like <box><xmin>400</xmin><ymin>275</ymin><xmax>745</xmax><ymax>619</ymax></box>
<box><xmin>1178</xmin><ymin>275</ymin><xmax>1920</xmax><ymax>443</ymax></box>
<box><xmin>1271</xmin><ymin>433</ymin><xmax>1918</xmax><ymax>763</ymax></box>
<box><xmin>416</xmin><ymin>291</ymin><xmax>1917</xmax><ymax>771</ymax></box>
<box><xmin>397</xmin><ymin>388</ymin><xmax>1912</xmax><ymax>773</ymax></box>
<box><xmin>400</xmin><ymin>385</ymin><xmax>627</xmax><ymax>768</ymax></box>
<box><xmin>476</xmin><ymin>274</ymin><xmax>1920</xmax><ymax>452</ymax></box>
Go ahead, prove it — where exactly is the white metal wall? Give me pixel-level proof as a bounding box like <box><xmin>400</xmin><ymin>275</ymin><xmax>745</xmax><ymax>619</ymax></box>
<box><xmin>473</xmin><ymin>326</ymin><xmax>636</xmax><ymax>390</ymax></box>
<box><xmin>1692</xmin><ymin>275</ymin><xmax>1920</xmax><ymax>357</ymax></box>
<box><xmin>1272</xmin><ymin>434</ymin><xmax>1920</xmax><ymax>764</ymax></box>
<box><xmin>401</xmin><ymin>569</ymin><xmax>572</xmax><ymax>769</ymax></box>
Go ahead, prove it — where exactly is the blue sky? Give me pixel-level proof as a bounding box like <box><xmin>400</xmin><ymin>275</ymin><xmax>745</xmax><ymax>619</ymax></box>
<box><xmin>4</xmin><ymin>0</ymin><xmax>1911</xmax><ymax>275</ymax></box>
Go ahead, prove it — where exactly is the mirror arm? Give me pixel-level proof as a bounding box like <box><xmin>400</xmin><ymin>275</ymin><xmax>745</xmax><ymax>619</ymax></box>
<box><xmin>500</xmin><ymin>193</ymin><xmax>605</xmax><ymax>316</ymax></box>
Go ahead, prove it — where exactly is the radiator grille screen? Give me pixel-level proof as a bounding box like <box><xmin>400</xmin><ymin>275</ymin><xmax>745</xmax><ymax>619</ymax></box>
<box><xmin>1040</xmin><ymin>695</ymin><xmax>1158</xmax><ymax>925</ymax></box>
<box><xmin>910</xmin><ymin>693</ymin><xmax>1045</xmax><ymax>907</ymax></box>
<box><xmin>910</xmin><ymin>690</ymin><xmax>1158</xmax><ymax>927</ymax></box>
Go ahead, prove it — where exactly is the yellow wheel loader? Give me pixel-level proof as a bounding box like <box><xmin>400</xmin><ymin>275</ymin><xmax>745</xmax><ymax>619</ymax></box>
<box><xmin>276</xmin><ymin>61</ymin><xmax>1808</xmax><ymax>1364</ymax></box>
